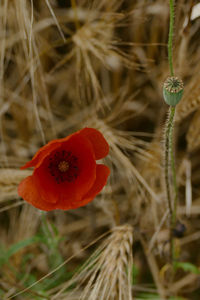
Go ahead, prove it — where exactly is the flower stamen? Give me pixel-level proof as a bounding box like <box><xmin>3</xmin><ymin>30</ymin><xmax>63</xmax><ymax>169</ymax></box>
<box><xmin>58</xmin><ymin>161</ymin><xmax>69</xmax><ymax>172</ymax></box>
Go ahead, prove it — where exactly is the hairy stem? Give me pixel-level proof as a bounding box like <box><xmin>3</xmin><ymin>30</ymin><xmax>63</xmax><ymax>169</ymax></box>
<box><xmin>164</xmin><ymin>108</ymin><xmax>174</xmax><ymax>217</ymax></box>
<box><xmin>169</xmin><ymin>106</ymin><xmax>178</xmax><ymax>228</ymax></box>
<box><xmin>165</xmin><ymin>106</ymin><xmax>176</xmax><ymax>262</ymax></box>
<box><xmin>169</xmin><ymin>106</ymin><xmax>177</xmax><ymax>264</ymax></box>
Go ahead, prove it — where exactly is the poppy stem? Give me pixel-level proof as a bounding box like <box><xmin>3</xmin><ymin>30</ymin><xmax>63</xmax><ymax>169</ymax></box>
<box><xmin>41</xmin><ymin>212</ymin><xmax>49</xmax><ymax>234</ymax></box>
<box><xmin>169</xmin><ymin>109</ymin><xmax>178</xmax><ymax>231</ymax></box>
<box><xmin>164</xmin><ymin>106</ymin><xmax>177</xmax><ymax>264</ymax></box>
<box><xmin>168</xmin><ymin>0</ymin><xmax>174</xmax><ymax>77</ymax></box>
<box><xmin>164</xmin><ymin>0</ymin><xmax>179</xmax><ymax>266</ymax></box>
<box><xmin>164</xmin><ymin>108</ymin><xmax>173</xmax><ymax>219</ymax></box>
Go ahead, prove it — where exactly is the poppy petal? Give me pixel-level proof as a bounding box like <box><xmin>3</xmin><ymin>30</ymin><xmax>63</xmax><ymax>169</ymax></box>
<box><xmin>77</xmin><ymin>164</ymin><xmax>110</xmax><ymax>207</ymax></box>
<box><xmin>33</xmin><ymin>134</ymin><xmax>96</xmax><ymax>206</ymax></box>
<box><xmin>80</xmin><ymin>128</ymin><xmax>109</xmax><ymax>160</ymax></box>
<box><xmin>21</xmin><ymin>140</ymin><xmax>62</xmax><ymax>170</ymax></box>
<box><xmin>20</xmin><ymin>133</ymin><xmax>79</xmax><ymax>170</ymax></box>
<box><xmin>18</xmin><ymin>176</ymin><xmax>56</xmax><ymax>211</ymax></box>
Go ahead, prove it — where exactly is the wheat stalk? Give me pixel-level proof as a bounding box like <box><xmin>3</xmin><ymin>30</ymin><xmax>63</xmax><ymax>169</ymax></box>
<box><xmin>50</xmin><ymin>224</ymin><xmax>133</xmax><ymax>300</ymax></box>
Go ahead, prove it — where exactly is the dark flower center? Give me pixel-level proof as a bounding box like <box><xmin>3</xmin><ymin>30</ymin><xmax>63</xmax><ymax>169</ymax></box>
<box><xmin>48</xmin><ymin>150</ymin><xmax>79</xmax><ymax>184</ymax></box>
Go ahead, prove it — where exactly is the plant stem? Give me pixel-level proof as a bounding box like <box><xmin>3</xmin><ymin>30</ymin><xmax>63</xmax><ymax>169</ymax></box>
<box><xmin>169</xmin><ymin>106</ymin><xmax>178</xmax><ymax>228</ymax></box>
<box><xmin>168</xmin><ymin>0</ymin><xmax>174</xmax><ymax>76</ymax></box>
<box><xmin>165</xmin><ymin>106</ymin><xmax>177</xmax><ymax>262</ymax></box>
<box><xmin>164</xmin><ymin>108</ymin><xmax>174</xmax><ymax>218</ymax></box>
<box><xmin>169</xmin><ymin>106</ymin><xmax>177</xmax><ymax>264</ymax></box>
<box><xmin>165</xmin><ymin>0</ymin><xmax>179</xmax><ymax>264</ymax></box>
<box><xmin>168</xmin><ymin>0</ymin><xmax>178</xmax><ymax>263</ymax></box>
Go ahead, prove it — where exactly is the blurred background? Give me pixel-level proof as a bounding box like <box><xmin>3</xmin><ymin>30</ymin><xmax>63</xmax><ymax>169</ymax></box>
<box><xmin>0</xmin><ymin>0</ymin><xmax>200</xmax><ymax>299</ymax></box>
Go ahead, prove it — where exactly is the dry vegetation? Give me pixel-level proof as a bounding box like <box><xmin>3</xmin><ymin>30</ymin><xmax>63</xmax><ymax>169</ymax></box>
<box><xmin>0</xmin><ymin>0</ymin><xmax>200</xmax><ymax>299</ymax></box>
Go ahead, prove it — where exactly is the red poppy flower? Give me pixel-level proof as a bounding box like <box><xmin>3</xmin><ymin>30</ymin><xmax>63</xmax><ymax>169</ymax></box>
<box><xmin>18</xmin><ymin>128</ymin><xmax>110</xmax><ymax>211</ymax></box>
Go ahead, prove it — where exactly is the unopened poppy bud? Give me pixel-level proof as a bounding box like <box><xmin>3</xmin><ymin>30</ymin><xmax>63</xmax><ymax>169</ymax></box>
<box><xmin>163</xmin><ymin>76</ymin><xmax>184</xmax><ymax>106</ymax></box>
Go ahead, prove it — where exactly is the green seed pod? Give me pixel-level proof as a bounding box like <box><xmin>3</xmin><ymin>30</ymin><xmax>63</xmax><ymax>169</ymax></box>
<box><xmin>163</xmin><ymin>76</ymin><xmax>184</xmax><ymax>106</ymax></box>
